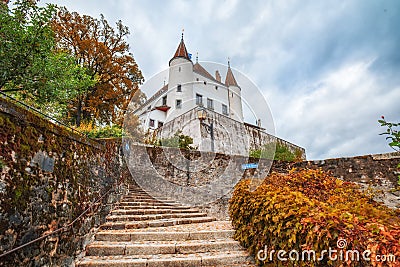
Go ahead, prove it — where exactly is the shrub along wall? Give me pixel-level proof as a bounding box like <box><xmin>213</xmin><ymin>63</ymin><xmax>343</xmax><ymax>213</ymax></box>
<box><xmin>230</xmin><ymin>169</ymin><xmax>400</xmax><ymax>267</ymax></box>
<box><xmin>0</xmin><ymin>98</ymin><xmax>130</xmax><ymax>266</ymax></box>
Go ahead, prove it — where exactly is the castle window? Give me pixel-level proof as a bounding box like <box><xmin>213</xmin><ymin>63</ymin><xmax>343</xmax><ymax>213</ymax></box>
<box><xmin>176</xmin><ymin>99</ymin><xmax>182</xmax><ymax>109</ymax></box>
<box><xmin>177</xmin><ymin>84</ymin><xmax>182</xmax><ymax>92</ymax></box>
<box><xmin>178</xmin><ymin>67</ymin><xmax>181</xmax><ymax>72</ymax></box>
<box><xmin>222</xmin><ymin>104</ymin><xmax>228</xmax><ymax>115</ymax></box>
<box><xmin>207</xmin><ymin>98</ymin><xmax>214</xmax><ymax>110</ymax></box>
<box><xmin>196</xmin><ymin>78</ymin><xmax>199</xmax><ymax>81</ymax></box>
<box><xmin>204</xmin><ymin>81</ymin><xmax>207</xmax><ymax>85</ymax></box>
<box><xmin>158</xmin><ymin>121</ymin><xmax>164</xmax><ymax>128</ymax></box>
<box><xmin>149</xmin><ymin>119</ymin><xmax>155</xmax><ymax>128</ymax></box>
<box><xmin>196</xmin><ymin>94</ymin><xmax>203</xmax><ymax>106</ymax></box>
<box><xmin>215</xmin><ymin>86</ymin><xmax>218</xmax><ymax>90</ymax></box>
<box><xmin>162</xmin><ymin>95</ymin><xmax>167</xmax><ymax>106</ymax></box>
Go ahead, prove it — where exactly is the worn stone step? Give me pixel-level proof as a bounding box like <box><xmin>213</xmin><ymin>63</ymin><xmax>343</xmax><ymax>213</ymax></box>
<box><xmin>96</xmin><ymin>230</ymin><xmax>235</xmax><ymax>242</ymax></box>
<box><xmin>76</xmin><ymin>251</ymin><xmax>254</xmax><ymax>267</ymax></box>
<box><xmin>86</xmin><ymin>240</ymin><xmax>242</xmax><ymax>256</ymax></box>
<box><xmin>122</xmin><ymin>195</ymin><xmax>172</xmax><ymax>200</ymax></box>
<box><xmin>106</xmin><ymin>212</ymin><xmax>207</xmax><ymax>222</ymax></box>
<box><xmin>118</xmin><ymin>201</ymin><xmax>176</xmax><ymax>206</ymax></box>
<box><xmin>117</xmin><ymin>202</ymin><xmax>192</xmax><ymax>210</ymax></box>
<box><xmin>111</xmin><ymin>208</ymin><xmax>200</xmax><ymax>215</ymax></box>
<box><xmin>100</xmin><ymin>217</ymin><xmax>216</xmax><ymax>230</ymax></box>
<box><xmin>121</xmin><ymin>198</ymin><xmax>173</xmax><ymax>203</ymax></box>
<box><xmin>118</xmin><ymin>200</ymin><xmax>180</xmax><ymax>207</ymax></box>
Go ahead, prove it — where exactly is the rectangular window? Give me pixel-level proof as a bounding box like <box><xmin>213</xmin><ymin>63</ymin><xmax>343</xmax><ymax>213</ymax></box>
<box><xmin>158</xmin><ymin>121</ymin><xmax>164</xmax><ymax>128</ymax></box>
<box><xmin>196</xmin><ymin>94</ymin><xmax>203</xmax><ymax>106</ymax></box>
<box><xmin>149</xmin><ymin>119</ymin><xmax>155</xmax><ymax>128</ymax></box>
<box><xmin>162</xmin><ymin>95</ymin><xmax>167</xmax><ymax>106</ymax></box>
<box><xmin>176</xmin><ymin>99</ymin><xmax>182</xmax><ymax>109</ymax></box>
<box><xmin>222</xmin><ymin>104</ymin><xmax>228</xmax><ymax>115</ymax></box>
<box><xmin>177</xmin><ymin>84</ymin><xmax>182</xmax><ymax>92</ymax></box>
<box><xmin>207</xmin><ymin>98</ymin><xmax>214</xmax><ymax>110</ymax></box>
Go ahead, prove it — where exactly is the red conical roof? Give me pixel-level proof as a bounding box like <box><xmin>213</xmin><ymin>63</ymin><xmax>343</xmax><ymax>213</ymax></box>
<box><xmin>225</xmin><ymin>63</ymin><xmax>239</xmax><ymax>87</ymax></box>
<box><xmin>169</xmin><ymin>34</ymin><xmax>191</xmax><ymax>65</ymax></box>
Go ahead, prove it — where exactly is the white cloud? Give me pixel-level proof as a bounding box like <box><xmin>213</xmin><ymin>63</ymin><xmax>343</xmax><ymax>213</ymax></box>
<box><xmin>271</xmin><ymin>59</ymin><xmax>400</xmax><ymax>159</ymax></box>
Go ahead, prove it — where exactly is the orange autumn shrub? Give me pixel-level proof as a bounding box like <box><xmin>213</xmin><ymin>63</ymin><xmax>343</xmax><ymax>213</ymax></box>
<box><xmin>229</xmin><ymin>169</ymin><xmax>400</xmax><ymax>266</ymax></box>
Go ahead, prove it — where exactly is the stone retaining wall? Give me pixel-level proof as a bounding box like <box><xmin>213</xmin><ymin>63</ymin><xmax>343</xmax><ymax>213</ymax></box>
<box><xmin>138</xmin><ymin>145</ymin><xmax>400</xmax><ymax>219</ymax></box>
<box><xmin>0</xmin><ymin>98</ymin><xmax>130</xmax><ymax>267</ymax></box>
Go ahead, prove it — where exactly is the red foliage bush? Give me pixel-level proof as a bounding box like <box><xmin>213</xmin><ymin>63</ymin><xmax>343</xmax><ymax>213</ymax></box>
<box><xmin>229</xmin><ymin>169</ymin><xmax>400</xmax><ymax>266</ymax></box>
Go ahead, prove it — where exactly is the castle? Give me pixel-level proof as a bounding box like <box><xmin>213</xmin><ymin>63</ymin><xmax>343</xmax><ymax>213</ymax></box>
<box><xmin>134</xmin><ymin>34</ymin><xmax>305</xmax><ymax>158</ymax></box>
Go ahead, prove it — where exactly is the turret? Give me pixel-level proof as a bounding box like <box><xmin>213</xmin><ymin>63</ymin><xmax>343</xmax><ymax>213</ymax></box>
<box><xmin>225</xmin><ymin>61</ymin><xmax>243</xmax><ymax>122</ymax></box>
<box><xmin>166</xmin><ymin>33</ymin><xmax>194</xmax><ymax>121</ymax></box>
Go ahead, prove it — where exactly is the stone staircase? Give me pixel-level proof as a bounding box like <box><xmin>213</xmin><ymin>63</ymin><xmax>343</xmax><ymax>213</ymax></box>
<box><xmin>75</xmin><ymin>185</ymin><xmax>255</xmax><ymax>267</ymax></box>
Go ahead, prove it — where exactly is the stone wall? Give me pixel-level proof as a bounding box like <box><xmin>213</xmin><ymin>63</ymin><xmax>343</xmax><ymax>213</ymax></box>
<box><xmin>0</xmin><ymin>98</ymin><xmax>130</xmax><ymax>267</ymax></box>
<box><xmin>128</xmin><ymin>144</ymin><xmax>400</xmax><ymax>220</ymax></box>
<box><xmin>290</xmin><ymin>154</ymin><xmax>400</xmax><ymax>209</ymax></box>
<box><xmin>243</xmin><ymin>153</ymin><xmax>400</xmax><ymax>209</ymax></box>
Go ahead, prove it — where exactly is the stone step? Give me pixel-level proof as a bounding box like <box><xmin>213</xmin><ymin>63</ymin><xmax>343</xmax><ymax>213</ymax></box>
<box><xmin>100</xmin><ymin>217</ymin><xmax>216</xmax><ymax>230</ymax></box>
<box><xmin>118</xmin><ymin>200</ymin><xmax>176</xmax><ymax>205</ymax></box>
<box><xmin>111</xmin><ymin>208</ymin><xmax>200</xmax><ymax>215</ymax></box>
<box><xmin>96</xmin><ymin>230</ymin><xmax>235</xmax><ymax>242</ymax></box>
<box><xmin>122</xmin><ymin>195</ymin><xmax>172</xmax><ymax>200</ymax></box>
<box><xmin>86</xmin><ymin>240</ymin><xmax>242</xmax><ymax>256</ymax></box>
<box><xmin>117</xmin><ymin>201</ymin><xmax>180</xmax><ymax>207</ymax></box>
<box><xmin>76</xmin><ymin>251</ymin><xmax>254</xmax><ymax>267</ymax></box>
<box><xmin>117</xmin><ymin>204</ymin><xmax>191</xmax><ymax>210</ymax></box>
<box><xmin>106</xmin><ymin>212</ymin><xmax>207</xmax><ymax>222</ymax></box>
<box><xmin>122</xmin><ymin>196</ymin><xmax>173</xmax><ymax>202</ymax></box>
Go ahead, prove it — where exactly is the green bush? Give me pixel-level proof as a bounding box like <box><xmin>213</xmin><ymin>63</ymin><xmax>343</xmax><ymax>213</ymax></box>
<box><xmin>229</xmin><ymin>169</ymin><xmax>400</xmax><ymax>266</ymax></box>
<box><xmin>145</xmin><ymin>131</ymin><xmax>195</xmax><ymax>150</ymax></box>
<box><xmin>159</xmin><ymin>131</ymin><xmax>194</xmax><ymax>149</ymax></box>
<box><xmin>249</xmin><ymin>143</ymin><xmax>302</xmax><ymax>162</ymax></box>
<box><xmin>80</xmin><ymin>124</ymin><xmax>123</xmax><ymax>138</ymax></box>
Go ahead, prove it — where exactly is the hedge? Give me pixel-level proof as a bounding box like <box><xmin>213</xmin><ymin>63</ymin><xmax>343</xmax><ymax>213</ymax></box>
<box><xmin>229</xmin><ymin>169</ymin><xmax>400</xmax><ymax>266</ymax></box>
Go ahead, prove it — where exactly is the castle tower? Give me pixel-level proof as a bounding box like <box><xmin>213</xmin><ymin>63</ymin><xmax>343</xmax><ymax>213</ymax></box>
<box><xmin>167</xmin><ymin>34</ymin><xmax>194</xmax><ymax>121</ymax></box>
<box><xmin>225</xmin><ymin>61</ymin><xmax>243</xmax><ymax>122</ymax></box>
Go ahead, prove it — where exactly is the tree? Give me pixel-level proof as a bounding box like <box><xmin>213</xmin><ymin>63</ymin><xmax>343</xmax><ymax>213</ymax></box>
<box><xmin>18</xmin><ymin>52</ymin><xmax>96</xmax><ymax>120</ymax></box>
<box><xmin>0</xmin><ymin>1</ymin><xmax>95</xmax><ymax>119</ymax></box>
<box><xmin>52</xmin><ymin>7</ymin><xmax>144</xmax><ymax>126</ymax></box>
<box><xmin>379</xmin><ymin>116</ymin><xmax>400</xmax><ymax>186</ymax></box>
<box><xmin>379</xmin><ymin>116</ymin><xmax>400</xmax><ymax>152</ymax></box>
<box><xmin>0</xmin><ymin>0</ymin><xmax>55</xmax><ymax>90</ymax></box>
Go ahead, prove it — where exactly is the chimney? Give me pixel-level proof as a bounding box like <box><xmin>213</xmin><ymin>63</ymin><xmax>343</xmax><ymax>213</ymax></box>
<box><xmin>215</xmin><ymin>70</ymin><xmax>221</xmax><ymax>82</ymax></box>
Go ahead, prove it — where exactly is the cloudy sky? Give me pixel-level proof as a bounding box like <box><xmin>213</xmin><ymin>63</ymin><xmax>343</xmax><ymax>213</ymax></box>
<box><xmin>40</xmin><ymin>0</ymin><xmax>400</xmax><ymax>159</ymax></box>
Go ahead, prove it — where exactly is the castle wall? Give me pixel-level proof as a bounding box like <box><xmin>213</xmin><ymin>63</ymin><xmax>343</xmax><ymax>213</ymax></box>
<box><xmin>155</xmin><ymin>107</ymin><xmax>306</xmax><ymax>158</ymax></box>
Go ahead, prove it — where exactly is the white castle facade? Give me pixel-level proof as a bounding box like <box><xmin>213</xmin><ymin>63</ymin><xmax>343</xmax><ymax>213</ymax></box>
<box><xmin>135</xmin><ymin>34</ymin><xmax>243</xmax><ymax>132</ymax></box>
<box><xmin>134</xmin><ymin>35</ymin><xmax>305</xmax><ymax>158</ymax></box>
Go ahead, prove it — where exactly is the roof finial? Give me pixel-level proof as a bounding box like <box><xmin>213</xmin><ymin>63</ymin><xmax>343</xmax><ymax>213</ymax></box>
<box><xmin>196</xmin><ymin>52</ymin><xmax>199</xmax><ymax>63</ymax></box>
<box><xmin>181</xmin><ymin>28</ymin><xmax>184</xmax><ymax>40</ymax></box>
<box><xmin>228</xmin><ymin>57</ymin><xmax>231</xmax><ymax>68</ymax></box>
